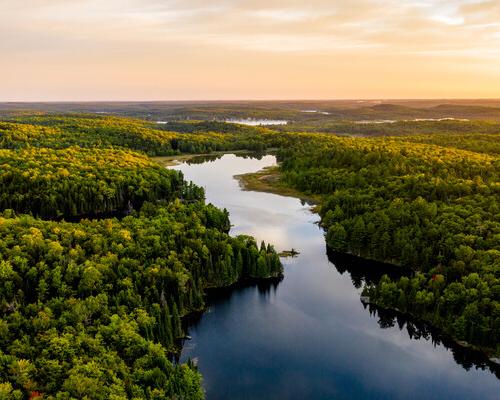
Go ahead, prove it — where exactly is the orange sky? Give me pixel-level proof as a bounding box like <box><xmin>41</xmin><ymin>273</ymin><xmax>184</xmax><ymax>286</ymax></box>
<box><xmin>1</xmin><ymin>0</ymin><xmax>500</xmax><ymax>101</ymax></box>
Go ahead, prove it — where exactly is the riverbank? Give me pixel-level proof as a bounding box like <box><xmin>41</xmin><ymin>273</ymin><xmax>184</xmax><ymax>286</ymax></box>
<box><xmin>153</xmin><ymin>149</ymin><xmax>320</xmax><ymax>205</ymax></box>
<box><xmin>157</xmin><ymin>151</ymin><xmax>498</xmax><ymax>364</ymax></box>
<box><xmin>234</xmin><ymin>165</ymin><xmax>321</xmax><ymax>206</ymax></box>
<box><xmin>153</xmin><ymin>152</ymin><xmax>219</xmax><ymax>167</ymax></box>
<box><xmin>175</xmin><ymin>153</ymin><xmax>498</xmax><ymax>397</ymax></box>
<box><xmin>371</xmin><ymin>300</ymin><xmax>499</xmax><ymax>371</ymax></box>
<box><xmin>233</xmin><ymin>159</ymin><xmax>499</xmax><ymax>363</ymax></box>
<box><xmin>153</xmin><ymin>149</ymin><xmax>279</xmax><ymax>167</ymax></box>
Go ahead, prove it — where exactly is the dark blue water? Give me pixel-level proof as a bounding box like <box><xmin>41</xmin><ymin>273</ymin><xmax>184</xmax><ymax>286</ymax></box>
<box><xmin>171</xmin><ymin>154</ymin><xmax>499</xmax><ymax>400</ymax></box>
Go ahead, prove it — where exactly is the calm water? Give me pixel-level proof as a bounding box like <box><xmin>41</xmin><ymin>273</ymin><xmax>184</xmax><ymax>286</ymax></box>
<box><xmin>170</xmin><ymin>154</ymin><xmax>499</xmax><ymax>400</ymax></box>
<box><xmin>224</xmin><ymin>118</ymin><xmax>288</xmax><ymax>126</ymax></box>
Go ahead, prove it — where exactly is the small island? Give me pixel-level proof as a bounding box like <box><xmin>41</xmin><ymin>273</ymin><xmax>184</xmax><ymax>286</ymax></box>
<box><xmin>278</xmin><ymin>248</ymin><xmax>300</xmax><ymax>257</ymax></box>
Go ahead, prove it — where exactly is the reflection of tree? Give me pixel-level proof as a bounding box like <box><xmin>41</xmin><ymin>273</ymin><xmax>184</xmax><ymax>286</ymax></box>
<box><xmin>327</xmin><ymin>247</ymin><xmax>409</xmax><ymax>285</ymax></box>
<box><xmin>351</xmin><ymin>276</ymin><xmax>363</xmax><ymax>289</ymax></box>
<box><xmin>183</xmin><ymin>276</ymin><xmax>282</xmax><ymax>330</ymax></box>
<box><xmin>235</xmin><ymin>152</ymin><xmax>265</xmax><ymax>161</ymax></box>
<box><xmin>371</xmin><ymin>305</ymin><xmax>498</xmax><ymax>376</ymax></box>
<box><xmin>377</xmin><ymin>312</ymin><xmax>396</xmax><ymax>329</ymax></box>
<box><xmin>186</xmin><ymin>152</ymin><xmax>266</xmax><ymax>165</ymax></box>
<box><xmin>257</xmin><ymin>279</ymin><xmax>279</xmax><ymax>296</ymax></box>
<box><xmin>328</xmin><ymin>247</ymin><xmax>500</xmax><ymax>378</ymax></box>
<box><xmin>187</xmin><ymin>154</ymin><xmax>224</xmax><ymax>164</ymax></box>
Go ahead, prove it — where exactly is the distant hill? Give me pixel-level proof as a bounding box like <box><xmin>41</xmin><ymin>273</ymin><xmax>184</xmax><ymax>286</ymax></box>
<box><xmin>2</xmin><ymin>100</ymin><xmax>500</xmax><ymax>122</ymax></box>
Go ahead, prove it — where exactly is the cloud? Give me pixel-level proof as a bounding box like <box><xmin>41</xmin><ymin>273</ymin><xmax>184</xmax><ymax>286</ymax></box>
<box><xmin>2</xmin><ymin>0</ymin><xmax>499</xmax><ymax>55</ymax></box>
<box><xmin>1</xmin><ymin>0</ymin><xmax>499</xmax><ymax>100</ymax></box>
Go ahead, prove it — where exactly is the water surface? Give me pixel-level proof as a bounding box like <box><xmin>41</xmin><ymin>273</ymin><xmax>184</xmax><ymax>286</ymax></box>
<box><xmin>170</xmin><ymin>154</ymin><xmax>499</xmax><ymax>400</ymax></box>
<box><xmin>224</xmin><ymin>118</ymin><xmax>288</xmax><ymax>126</ymax></box>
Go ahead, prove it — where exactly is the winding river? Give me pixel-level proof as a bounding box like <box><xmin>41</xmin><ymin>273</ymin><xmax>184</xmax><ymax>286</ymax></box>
<box><xmin>170</xmin><ymin>154</ymin><xmax>499</xmax><ymax>400</ymax></box>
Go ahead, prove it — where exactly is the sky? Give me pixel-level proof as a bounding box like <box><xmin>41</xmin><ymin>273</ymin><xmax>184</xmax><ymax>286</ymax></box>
<box><xmin>1</xmin><ymin>0</ymin><xmax>500</xmax><ymax>101</ymax></box>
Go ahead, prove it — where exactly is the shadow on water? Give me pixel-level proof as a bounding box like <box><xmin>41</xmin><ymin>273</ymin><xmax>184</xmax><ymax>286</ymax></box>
<box><xmin>172</xmin><ymin>153</ymin><xmax>499</xmax><ymax>399</ymax></box>
<box><xmin>363</xmin><ymin>305</ymin><xmax>500</xmax><ymax>379</ymax></box>
<box><xmin>174</xmin><ymin>277</ymin><xmax>282</xmax><ymax>364</ymax></box>
<box><xmin>182</xmin><ymin>277</ymin><xmax>282</xmax><ymax>333</ymax></box>
<box><xmin>327</xmin><ymin>247</ymin><xmax>411</xmax><ymax>287</ymax></box>
<box><xmin>327</xmin><ymin>248</ymin><xmax>500</xmax><ymax>378</ymax></box>
<box><xmin>179</xmin><ymin>245</ymin><xmax>499</xmax><ymax>378</ymax></box>
<box><xmin>184</xmin><ymin>151</ymin><xmax>267</xmax><ymax>165</ymax></box>
<box><xmin>205</xmin><ymin>277</ymin><xmax>282</xmax><ymax>304</ymax></box>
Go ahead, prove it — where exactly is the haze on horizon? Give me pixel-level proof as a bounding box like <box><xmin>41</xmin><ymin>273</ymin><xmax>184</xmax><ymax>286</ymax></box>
<box><xmin>2</xmin><ymin>0</ymin><xmax>500</xmax><ymax>102</ymax></box>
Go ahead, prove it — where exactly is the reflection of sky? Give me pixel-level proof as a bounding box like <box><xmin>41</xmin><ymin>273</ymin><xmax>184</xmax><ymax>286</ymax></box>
<box><xmin>171</xmin><ymin>154</ymin><xmax>313</xmax><ymax>249</ymax></box>
<box><xmin>172</xmin><ymin>155</ymin><xmax>499</xmax><ymax>400</ymax></box>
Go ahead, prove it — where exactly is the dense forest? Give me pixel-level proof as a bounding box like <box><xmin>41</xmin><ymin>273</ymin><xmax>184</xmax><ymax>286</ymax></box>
<box><xmin>3</xmin><ymin>99</ymin><xmax>500</xmax><ymax>123</ymax></box>
<box><xmin>0</xmin><ymin>115</ymin><xmax>283</xmax><ymax>399</ymax></box>
<box><xmin>0</xmin><ymin>147</ymin><xmax>193</xmax><ymax>219</ymax></box>
<box><xmin>0</xmin><ymin>116</ymin><xmax>287</xmax><ymax>155</ymax></box>
<box><xmin>0</xmin><ymin>112</ymin><xmax>499</xmax><ymax>397</ymax></box>
<box><xmin>276</xmin><ymin>133</ymin><xmax>500</xmax><ymax>356</ymax></box>
<box><xmin>275</xmin><ymin>119</ymin><xmax>500</xmax><ymax>138</ymax></box>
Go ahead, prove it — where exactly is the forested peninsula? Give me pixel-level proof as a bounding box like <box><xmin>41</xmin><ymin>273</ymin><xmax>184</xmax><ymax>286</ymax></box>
<box><xmin>0</xmin><ymin>115</ymin><xmax>283</xmax><ymax>399</ymax></box>
<box><xmin>0</xmin><ymin>113</ymin><xmax>498</xmax><ymax>398</ymax></box>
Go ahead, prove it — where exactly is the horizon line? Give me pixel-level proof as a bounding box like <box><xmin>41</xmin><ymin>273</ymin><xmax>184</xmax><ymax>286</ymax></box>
<box><xmin>2</xmin><ymin>97</ymin><xmax>500</xmax><ymax>104</ymax></box>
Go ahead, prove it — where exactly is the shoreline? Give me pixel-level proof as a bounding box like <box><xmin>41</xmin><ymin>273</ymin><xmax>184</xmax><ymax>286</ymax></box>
<box><xmin>233</xmin><ymin>159</ymin><xmax>500</xmax><ymax>365</ymax></box>
<box><xmin>365</xmin><ymin>300</ymin><xmax>500</xmax><ymax>371</ymax></box>
<box><xmin>234</xmin><ymin>165</ymin><xmax>321</xmax><ymax>207</ymax></box>
<box><xmin>152</xmin><ymin>148</ymin><xmax>279</xmax><ymax>167</ymax></box>
<box><xmin>152</xmin><ymin>150</ymin><xmax>249</xmax><ymax>167</ymax></box>
<box><xmin>156</xmin><ymin>150</ymin><xmax>498</xmax><ymax>365</ymax></box>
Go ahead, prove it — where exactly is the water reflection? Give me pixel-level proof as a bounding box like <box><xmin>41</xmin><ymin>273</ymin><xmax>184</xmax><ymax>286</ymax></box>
<box><xmin>224</xmin><ymin>118</ymin><xmax>288</xmax><ymax>126</ymax></box>
<box><xmin>183</xmin><ymin>278</ymin><xmax>282</xmax><ymax>333</ymax></box>
<box><xmin>182</xmin><ymin>152</ymin><xmax>266</xmax><ymax>166</ymax></box>
<box><xmin>328</xmin><ymin>250</ymin><xmax>499</xmax><ymax>378</ymax></box>
<box><xmin>171</xmin><ymin>153</ymin><xmax>499</xmax><ymax>400</ymax></box>
<box><xmin>327</xmin><ymin>248</ymin><xmax>410</xmax><ymax>288</ymax></box>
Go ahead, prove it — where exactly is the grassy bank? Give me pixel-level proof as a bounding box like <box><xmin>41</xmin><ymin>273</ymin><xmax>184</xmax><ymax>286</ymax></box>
<box><xmin>234</xmin><ymin>165</ymin><xmax>321</xmax><ymax>206</ymax></box>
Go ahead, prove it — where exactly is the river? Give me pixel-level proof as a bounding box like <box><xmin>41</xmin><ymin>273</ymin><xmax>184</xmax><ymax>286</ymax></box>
<box><xmin>170</xmin><ymin>153</ymin><xmax>499</xmax><ymax>400</ymax></box>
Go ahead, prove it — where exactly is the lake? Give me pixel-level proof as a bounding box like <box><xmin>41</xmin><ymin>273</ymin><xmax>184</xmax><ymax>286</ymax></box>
<box><xmin>224</xmin><ymin>118</ymin><xmax>288</xmax><ymax>126</ymax></box>
<box><xmin>170</xmin><ymin>154</ymin><xmax>499</xmax><ymax>400</ymax></box>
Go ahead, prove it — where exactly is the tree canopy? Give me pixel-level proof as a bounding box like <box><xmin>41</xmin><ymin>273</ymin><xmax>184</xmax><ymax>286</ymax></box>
<box><xmin>0</xmin><ymin>115</ymin><xmax>283</xmax><ymax>399</ymax></box>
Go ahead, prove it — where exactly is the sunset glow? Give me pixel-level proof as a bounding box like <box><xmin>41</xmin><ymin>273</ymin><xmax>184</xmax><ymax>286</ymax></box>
<box><xmin>2</xmin><ymin>0</ymin><xmax>500</xmax><ymax>100</ymax></box>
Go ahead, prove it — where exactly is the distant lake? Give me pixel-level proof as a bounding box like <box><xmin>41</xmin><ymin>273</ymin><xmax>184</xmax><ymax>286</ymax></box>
<box><xmin>170</xmin><ymin>154</ymin><xmax>499</xmax><ymax>400</ymax></box>
<box><xmin>355</xmin><ymin>118</ymin><xmax>470</xmax><ymax>124</ymax></box>
<box><xmin>224</xmin><ymin>118</ymin><xmax>288</xmax><ymax>126</ymax></box>
<box><xmin>301</xmin><ymin>110</ymin><xmax>331</xmax><ymax>115</ymax></box>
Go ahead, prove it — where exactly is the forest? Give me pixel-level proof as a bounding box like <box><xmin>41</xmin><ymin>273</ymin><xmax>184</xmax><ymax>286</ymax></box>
<box><xmin>276</xmin><ymin>133</ymin><xmax>500</xmax><ymax>356</ymax></box>
<box><xmin>0</xmin><ymin>116</ymin><xmax>287</xmax><ymax>155</ymax></box>
<box><xmin>0</xmin><ymin>112</ymin><xmax>498</xmax><ymax>398</ymax></box>
<box><xmin>0</xmin><ymin>147</ymin><xmax>192</xmax><ymax>219</ymax></box>
<box><xmin>0</xmin><ymin>115</ymin><xmax>283</xmax><ymax>399</ymax></box>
